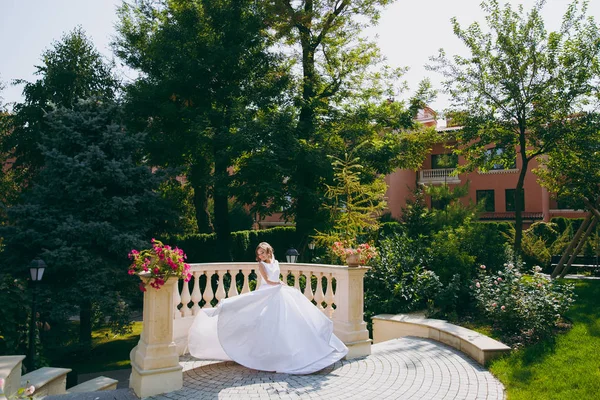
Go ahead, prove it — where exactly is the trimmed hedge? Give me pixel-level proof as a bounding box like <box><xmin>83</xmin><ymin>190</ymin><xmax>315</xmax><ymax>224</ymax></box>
<box><xmin>167</xmin><ymin>226</ymin><xmax>298</xmax><ymax>263</ymax></box>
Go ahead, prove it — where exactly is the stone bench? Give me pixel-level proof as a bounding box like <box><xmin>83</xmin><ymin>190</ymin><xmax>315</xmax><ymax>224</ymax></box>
<box><xmin>67</xmin><ymin>376</ymin><xmax>118</xmax><ymax>393</ymax></box>
<box><xmin>0</xmin><ymin>355</ymin><xmax>26</xmax><ymax>399</ymax></box>
<box><xmin>20</xmin><ymin>367</ymin><xmax>71</xmax><ymax>398</ymax></box>
<box><xmin>372</xmin><ymin>314</ymin><xmax>511</xmax><ymax>366</ymax></box>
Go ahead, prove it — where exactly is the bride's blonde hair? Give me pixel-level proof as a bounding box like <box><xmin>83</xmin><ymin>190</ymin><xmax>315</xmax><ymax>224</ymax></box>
<box><xmin>256</xmin><ymin>242</ymin><xmax>274</xmax><ymax>262</ymax></box>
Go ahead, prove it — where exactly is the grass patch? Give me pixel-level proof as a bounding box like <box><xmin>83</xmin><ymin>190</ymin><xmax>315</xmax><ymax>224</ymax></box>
<box><xmin>488</xmin><ymin>280</ymin><xmax>600</xmax><ymax>400</ymax></box>
<box><xmin>52</xmin><ymin>322</ymin><xmax>142</xmax><ymax>375</ymax></box>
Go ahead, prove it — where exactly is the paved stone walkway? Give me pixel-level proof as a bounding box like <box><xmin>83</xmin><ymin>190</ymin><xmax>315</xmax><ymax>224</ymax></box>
<box><xmin>149</xmin><ymin>337</ymin><xmax>505</xmax><ymax>400</ymax></box>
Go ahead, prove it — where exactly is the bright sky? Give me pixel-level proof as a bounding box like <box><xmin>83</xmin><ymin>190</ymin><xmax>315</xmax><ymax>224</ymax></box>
<box><xmin>1</xmin><ymin>0</ymin><xmax>598</xmax><ymax>114</ymax></box>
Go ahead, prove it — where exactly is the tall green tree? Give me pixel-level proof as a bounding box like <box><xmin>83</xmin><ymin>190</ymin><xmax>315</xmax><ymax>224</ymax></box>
<box><xmin>0</xmin><ymin>99</ymin><xmax>169</xmax><ymax>351</ymax></box>
<box><xmin>2</xmin><ymin>27</ymin><xmax>118</xmax><ymax>187</ymax></box>
<box><xmin>428</xmin><ymin>0</ymin><xmax>600</xmax><ymax>255</ymax></box>
<box><xmin>536</xmin><ymin>112</ymin><xmax>600</xmax><ymax>209</ymax></box>
<box><xmin>246</xmin><ymin>0</ymin><xmax>435</xmax><ymax>248</ymax></box>
<box><xmin>113</xmin><ymin>0</ymin><xmax>288</xmax><ymax>259</ymax></box>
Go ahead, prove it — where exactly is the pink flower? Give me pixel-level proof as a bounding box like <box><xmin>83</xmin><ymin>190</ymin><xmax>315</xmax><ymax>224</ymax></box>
<box><xmin>480</xmin><ymin>264</ymin><xmax>486</xmax><ymax>269</ymax></box>
<box><xmin>139</xmin><ymin>282</ymin><xmax>147</xmax><ymax>292</ymax></box>
<box><xmin>128</xmin><ymin>269</ymin><xmax>135</xmax><ymax>275</ymax></box>
<box><xmin>475</xmin><ymin>282</ymin><xmax>480</xmax><ymax>288</ymax></box>
<box><xmin>24</xmin><ymin>386</ymin><xmax>35</xmax><ymax>396</ymax></box>
<box><xmin>497</xmin><ymin>277</ymin><xmax>502</xmax><ymax>282</ymax></box>
<box><xmin>501</xmin><ymin>305</ymin><xmax>506</xmax><ymax>310</ymax></box>
<box><xmin>491</xmin><ymin>302</ymin><xmax>497</xmax><ymax>307</ymax></box>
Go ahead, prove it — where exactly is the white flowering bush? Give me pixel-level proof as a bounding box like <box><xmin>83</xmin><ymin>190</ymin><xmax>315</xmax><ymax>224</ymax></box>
<box><xmin>473</xmin><ymin>262</ymin><xmax>576</xmax><ymax>343</ymax></box>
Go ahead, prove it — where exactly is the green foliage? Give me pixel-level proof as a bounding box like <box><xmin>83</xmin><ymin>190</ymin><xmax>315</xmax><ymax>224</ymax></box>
<box><xmin>169</xmin><ymin>227</ymin><xmax>297</xmax><ymax>263</ymax></box>
<box><xmin>3</xmin><ymin>27</ymin><xmax>117</xmax><ymax>186</ymax></box>
<box><xmin>489</xmin><ymin>280</ymin><xmax>600</xmax><ymax>400</ymax></box>
<box><xmin>0</xmin><ymin>274</ymin><xmax>29</xmax><ymax>355</ymax></box>
<box><xmin>536</xmin><ymin>113</ymin><xmax>600</xmax><ymax>208</ymax></box>
<box><xmin>0</xmin><ymin>99</ymin><xmax>171</xmax><ymax>350</ymax></box>
<box><xmin>260</xmin><ymin>0</ymin><xmax>436</xmax><ymax>245</ymax></box>
<box><xmin>429</xmin><ymin>0</ymin><xmax>600</xmax><ymax>254</ymax></box>
<box><xmin>365</xmin><ymin>184</ymin><xmax>513</xmax><ymax>320</ymax></box>
<box><xmin>313</xmin><ymin>151</ymin><xmax>387</xmax><ymax>253</ymax></box>
<box><xmin>473</xmin><ymin>261</ymin><xmax>576</xmax><ymax>345</ymax></box>
<box><xmin>114</xmin><ymin>0</ymin><xmax>288</xmax><ymax>246</ymax></box>
<box><xmin>427</xmin><ymin>224</ymin><xmax>476</xmax><ymax>284</ymax></box>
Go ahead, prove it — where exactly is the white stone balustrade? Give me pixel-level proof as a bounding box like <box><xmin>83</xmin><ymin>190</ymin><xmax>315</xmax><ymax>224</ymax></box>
<box><xmin>418</xmin><ymin>168</ymin><xmax>460</xmax><ymax>184</ymax></box>
<box><xmin>130</xmin><ymin>262</ymin><xmax>371</xmax><ymax>398</ymax></box>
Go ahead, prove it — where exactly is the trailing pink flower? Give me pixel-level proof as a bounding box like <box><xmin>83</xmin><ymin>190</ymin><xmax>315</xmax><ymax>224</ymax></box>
<box><xmin>128</xmin><ymin>239</ymin><xmax>191</xmax><ymax>291</ymax></box>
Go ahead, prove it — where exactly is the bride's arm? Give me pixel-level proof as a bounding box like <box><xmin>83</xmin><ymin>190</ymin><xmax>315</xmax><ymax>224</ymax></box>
<box><xmin>257</xmin><ymin>262</ymin><xmax>282</xmax><ymax>285</ymax></box>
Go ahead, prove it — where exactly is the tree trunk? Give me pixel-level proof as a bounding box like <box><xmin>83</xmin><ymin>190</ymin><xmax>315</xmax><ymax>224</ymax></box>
<box><xmin>79</xmin><ymin>299</ymin><xmax>93</xmax><ymax>354</ymax></box>
<box><xmin>514</xmin><ymin>137</ymin><xmax>529</xmax><ymax>259</ymax></box>
<box><xmin>190</xmin><ymin>163</ymin><xmax>213</xmax><ymax>234</ymax></box>
<box><xmin>213</xmin><ymin>145</ymin><xmax>231</xmax><ymax>261</ymax></box>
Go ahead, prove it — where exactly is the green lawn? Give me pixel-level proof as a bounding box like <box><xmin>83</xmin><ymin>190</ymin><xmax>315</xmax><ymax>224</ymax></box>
<box><xmin>488</xmin><ymin>280</ymin><xmax>600</xmax><ymax>400</ymax></box>
<box><xmin>54</xmin><ymin>322</ymin><xmax>142</xmax><ymax>375</ymax></box>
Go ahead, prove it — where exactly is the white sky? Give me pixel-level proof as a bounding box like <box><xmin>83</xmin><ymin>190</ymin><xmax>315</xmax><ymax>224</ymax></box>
<box><xmin>1</xmin><ymin>0</ymin><xmax>598</xmax><ymax>114</ymax></box>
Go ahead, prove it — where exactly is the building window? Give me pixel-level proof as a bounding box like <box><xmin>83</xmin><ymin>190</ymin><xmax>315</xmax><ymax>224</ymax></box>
<box><xmin>484</xmin><ymin>147</ymin><xmax>516</xmax><ymax>170</ymax></box>
<box><xmin>476</xmin><ymin>190</ymin><xmax>495</xmax><ymax>212</ymax></box>
<box><xmin>431</xmin><ymin>153</ymin><xmax>458</xmax><ymax>169</ymax></box>
<box><xmin>505</xmin><ymin>189</ymin><xmax>524</xmax><ymax>212</ymax></box>
<box><xmin>430</xmin><ymin>197</ymin><xmax>449</xmax><ymax>210</ymax></box>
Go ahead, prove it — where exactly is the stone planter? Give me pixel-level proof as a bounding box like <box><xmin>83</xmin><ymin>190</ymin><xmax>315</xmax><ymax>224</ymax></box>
<box><xmin>346</xmin><ymin>253</ymin><xmax>361</xmax><ymax>267</ymax></box>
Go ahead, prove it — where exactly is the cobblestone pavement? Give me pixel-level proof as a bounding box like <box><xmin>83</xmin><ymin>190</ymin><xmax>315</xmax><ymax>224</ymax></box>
<box><xmin>149</xmin><ymin>337</ymin><xmax>505</xmax><ymax>400</ymax></box>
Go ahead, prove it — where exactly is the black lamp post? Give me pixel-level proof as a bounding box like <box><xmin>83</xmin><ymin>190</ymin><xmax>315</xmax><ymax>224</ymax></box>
<box><xmin>285</xmin><ymin>247</ymin><xmax>299</xmax><ymax>263</ymax></box>
<box><xmin>307</xmin><ymin>242</ymin><xmax>316</xmax><ymax>262</ymax></box>
<box><xmin>28</xmin><ymin>258</ymin><xmax>46</xmax><ymax>372</ymax></box>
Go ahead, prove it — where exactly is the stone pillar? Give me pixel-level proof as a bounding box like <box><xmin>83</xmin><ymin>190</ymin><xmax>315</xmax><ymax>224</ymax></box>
<box><xmin>130</xmin><ymin>279</ymin><xmax>182</xmax><ymax>398</ymax></box>
<box><xmin>332</xmin><ymin>267</ymin><xmax>371</xmax><ymax>358</ymax></box>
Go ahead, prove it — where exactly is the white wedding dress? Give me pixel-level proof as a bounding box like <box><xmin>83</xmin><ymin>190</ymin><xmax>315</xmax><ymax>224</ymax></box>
<box><xmin>187</xmin><ymin>259</ymin><xmax>348</xmax><ymax>374</ymax></box>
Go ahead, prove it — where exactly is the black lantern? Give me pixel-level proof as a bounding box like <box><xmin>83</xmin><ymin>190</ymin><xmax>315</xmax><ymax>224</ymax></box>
<box><xmin>28</xmin><ymin>258</ymin><xmax>47</xmax><ymax>372</ymax></box>
<box><xmin>285</xmin><ymin>247</ymin><xmax>299</xmax><ymax>263</ymax></box>
<box><xmin>29</xmin><ymin>258</ymin><xmax>47</xmax><ymax>281</ymax></box>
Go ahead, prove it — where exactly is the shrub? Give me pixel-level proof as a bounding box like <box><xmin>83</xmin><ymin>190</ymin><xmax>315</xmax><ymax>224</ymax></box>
<box><xmin>473</xmin><ymin>261</ymin><xmax>576</xmax><ymax>345</ymax></box>
<box><xmin>167</xmin><ymin>226</ymin><xmax>297</xmax><ymax>263</ymax></box>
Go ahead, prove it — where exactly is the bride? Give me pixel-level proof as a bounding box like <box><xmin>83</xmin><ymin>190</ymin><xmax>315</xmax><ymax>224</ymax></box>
<box><xmin>187</xmin><ymin>242</ymin><xmax>348</xmax><ymax>374</ymax></box>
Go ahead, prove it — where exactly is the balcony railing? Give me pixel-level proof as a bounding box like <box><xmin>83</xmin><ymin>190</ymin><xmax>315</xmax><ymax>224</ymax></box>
<box><xmin>129</xmin><ymin>262</ymin><xmax>371</xmax><ymax>397</ymax></box>
<box><xmin>418</xmin><ymin>168</ymin><xmax>460</xmax><ymax>184</ymax></box>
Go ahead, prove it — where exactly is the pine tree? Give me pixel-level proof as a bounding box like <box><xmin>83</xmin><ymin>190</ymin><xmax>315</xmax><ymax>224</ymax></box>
<box><xmin>1</xmin><ymin>99</ymin><xmax>170</xmax><ymax>351</ymax></box>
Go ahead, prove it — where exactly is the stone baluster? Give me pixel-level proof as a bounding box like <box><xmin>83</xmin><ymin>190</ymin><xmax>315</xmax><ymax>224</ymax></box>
<box><xmin>293</xmin><ymin>270</ymin><xmax>300</xmax><ymax>291</ymax></box>
<box><xmin>180</xmin><ymin>279</ymin><xmax>192</xmax><ymax>317</ymax></box>
<box><xmin>303</xmin><ymin>271</ymin><xmax>314</xmax><ymax>302</ymax></box>
<box><xmin>227</xmin><ymin>270</ymin><xmax>239</xmax><ymax>298</ymax></box>
<box><xmin>241</xmin><ymin>270</ymin><xmax>251</xmax><ymax>294</ymax></box>
<box><xmin>173</xmin><ymin>281</ymin><xmax>182</xmax><ymax>319</ymax></box>
<box><xmin>190</xmin><ymin>272</ymin><xmax>202</xmax><ymax>315</ymax></box>
<box><xmin>280</xmin><ymin>268</ymin><xmax>288</xmax><ymax>285</ymax></box>
<box><xmin>314</xmin><ymin>272</ymin><xmax>325</xmax><ymax>310</ymax></box>
<box><xmin>255</xmin><ymin>269</ymin><xmax>262</xmax><ymax>290</ymax></box>
<box><xmin>324</xmin><ymin>273</ymin><xmax>335</xmax><ymax>318</ymax></box>
<box><xmin>202</xmin><ymin>271</ymin><xmax>214</xmax><ymax>308</ymax></box>
<box><xmin>215</xmin><ymin>271</ymin><xmax>226</xmax><ymax>304</ymax></box>
<box><xmin>130</xmin><ymin>278</ymin><xmax>182</xmax><ymax>397</ymax></box>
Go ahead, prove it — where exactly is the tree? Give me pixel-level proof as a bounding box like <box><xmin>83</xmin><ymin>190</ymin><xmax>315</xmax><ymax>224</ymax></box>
<box><xmin>113</xmin><ymin>0</ymin><xmax>288</xmax><ymax>259</ymax></box>
<box><xmin>313</xmin><ymin>149</ymin><xmax>388</xmax><ymax>251</ymax></box>
<box><xmin>536</xmin><ymin>113</ymin><xmax>600</xmax><ymax>209</ymax></box>
<box><xmin>2</xmin><ymin>27</ymin><xmax>118</xmax><ymax>187</ymax></box>
<box><xmin>428</xmin><ymin>0</ymin><xmax>600</xmax><ymax>255</ymax></box>
<box><xmin>245</xmin><ymin>0</ymin><xmax>435</xmax><ymax>248</ymax></box>
<box><xmin>0</xmin><ymin>99</ymin><xmax>170</xmax><ymax>351</ymax></box>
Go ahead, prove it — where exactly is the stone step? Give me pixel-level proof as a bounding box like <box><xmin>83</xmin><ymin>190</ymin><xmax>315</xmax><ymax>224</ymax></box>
<box><xmin>67</xmin><ymin>376</ymin><xmax>118</xmax><ymax>393</ymax></box>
